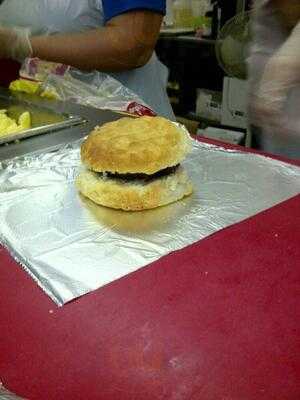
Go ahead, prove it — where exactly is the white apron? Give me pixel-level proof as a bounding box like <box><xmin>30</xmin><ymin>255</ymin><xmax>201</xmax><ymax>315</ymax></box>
<box><xmin>0</xmin><ymin>0</ymin><xmax>175</xmax><ymax>119</ymax></box>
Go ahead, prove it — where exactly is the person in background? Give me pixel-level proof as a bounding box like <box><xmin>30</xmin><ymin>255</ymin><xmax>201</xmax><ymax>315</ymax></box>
<box><xmin>0</xmin><ymin>0</ymin><xmax>174</xmax><ymax>120</ymax></box>
<box><xmin>248</xmin><ymin>0</ymin><xmax>300</xmax><ymax>160</ymax></box>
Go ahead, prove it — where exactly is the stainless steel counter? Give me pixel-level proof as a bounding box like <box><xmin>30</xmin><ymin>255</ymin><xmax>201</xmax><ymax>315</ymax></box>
<box><xmin>0</xmin><ymin>87</ymin><xmax>120</xmax><ymax>161</ymax></box>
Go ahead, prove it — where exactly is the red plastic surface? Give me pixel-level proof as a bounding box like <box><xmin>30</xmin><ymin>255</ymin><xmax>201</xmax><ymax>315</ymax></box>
<box><xmin>0</xmin><ymin>146</ymin><xmax>300</xmax><ymax>400</ymax></box>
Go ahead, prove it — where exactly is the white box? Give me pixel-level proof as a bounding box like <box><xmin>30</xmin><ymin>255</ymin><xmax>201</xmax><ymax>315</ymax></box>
<box><xmin>198</xmin><ymin>126</ymin><xmax>245</xmax><ymax>145</ymax></box>
<box><xmin>196</xmin><ymin>89</ymin><xmax>222</xmax><ymax>122</ymax></box>
<box><xmin>221</xmin><ymin>77</ymin><xmax>248</xmax><ymax>129</ymax></box>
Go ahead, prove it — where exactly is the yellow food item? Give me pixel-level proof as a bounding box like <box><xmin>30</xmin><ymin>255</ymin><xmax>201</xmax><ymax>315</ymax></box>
<box><xmin>40</xmin><ymin>87</ymin><xmax>60</xmax><ymax>100</ymax></box>
<box><xmin>9</xmin><ymin>78</ymin><xmax>60</xmax><ymax>100</ymax></box>
<box><xmin>18</xmin><ymin>111</ymin><xmax>31</xmax><ymax>130</ymax></box>
<box><xmin>9</xmin><ymin>79</ymin><xmax>40</xmax><ymax>95</ymax></box>
<box><xmin>0</xmin><ymin>110</ymin><xmax>32</xmax><ymax>137</ymax></box>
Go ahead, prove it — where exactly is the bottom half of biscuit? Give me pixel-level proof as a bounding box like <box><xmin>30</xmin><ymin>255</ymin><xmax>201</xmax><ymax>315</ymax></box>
<box><xmin>76</xmin><ymin>166</ymin><xmax>193</xmax><ymax>211</ymax></box>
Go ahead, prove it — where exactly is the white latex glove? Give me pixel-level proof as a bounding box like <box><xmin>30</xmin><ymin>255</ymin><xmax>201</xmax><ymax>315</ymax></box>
<box><xmin>0</xmin><ymin>26</ymin><xmax>32</xmax><ymax>62</ymax></box>
<box><xmin>251</xmin><ymin>21</ymin><xmax>300</xmax><ymax>134</ymax></box>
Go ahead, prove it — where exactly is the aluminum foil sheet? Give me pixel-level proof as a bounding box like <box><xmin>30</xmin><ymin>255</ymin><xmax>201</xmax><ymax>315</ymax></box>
<box><xmin>0</xmin><ymin>140</ymin><xmax>299</xmax><ymax>305</ymax></box>
<box><xmin>0</xmin><ymin>383</ymin><xmax>26</xmax><ymax>400</ymax></box>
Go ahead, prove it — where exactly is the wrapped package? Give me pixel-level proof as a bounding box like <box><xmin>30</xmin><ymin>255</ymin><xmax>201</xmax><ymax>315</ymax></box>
<box><xmin>9</xmin><ymin>58</ymin><xmax>156</xmax><ymax>117</ymax></box>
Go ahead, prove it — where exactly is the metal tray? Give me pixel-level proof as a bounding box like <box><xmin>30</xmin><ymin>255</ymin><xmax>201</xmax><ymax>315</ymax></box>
<box><xmin>0</xmin><ymin>96</ymin><xmax>86</xmax><ymax>145</ymax></box>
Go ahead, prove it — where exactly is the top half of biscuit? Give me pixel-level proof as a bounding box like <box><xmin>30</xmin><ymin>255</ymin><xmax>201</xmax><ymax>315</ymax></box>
<box><xmin>81</xmin><ymin>116</ymin><xmax>192</xmax><ymax>175</ymax></box>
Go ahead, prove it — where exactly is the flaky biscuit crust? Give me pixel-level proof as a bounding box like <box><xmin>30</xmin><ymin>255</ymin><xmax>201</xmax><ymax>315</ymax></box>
<box><xmin>81</xmin><ymin>116</ymin><xmax>192</xmax><ymax>174</ymax></box>
<box><xmin>76</xmin><ymin>167</ymin><xmax>193</xmax><ymax>211</ymax></box>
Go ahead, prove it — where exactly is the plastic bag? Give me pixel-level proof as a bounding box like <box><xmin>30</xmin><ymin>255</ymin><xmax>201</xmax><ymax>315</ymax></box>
<box><xmin>11</xmin><ymin>58</ymin><xmax>156</xmax><ymax>117</ymax></box>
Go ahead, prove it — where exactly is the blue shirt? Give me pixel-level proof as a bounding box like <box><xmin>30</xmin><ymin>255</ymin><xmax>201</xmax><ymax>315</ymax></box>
<box><xmin>102</xmin><ymin>0</ymin><xmax>166</xmax><ymax>21</ymax></box>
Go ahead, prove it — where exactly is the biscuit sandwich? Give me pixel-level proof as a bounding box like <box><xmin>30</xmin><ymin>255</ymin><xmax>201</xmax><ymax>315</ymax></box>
<box><xmin>76</xmin><ymin>116</ymin><xmax>193</xmax><ymax>211</ymax></box>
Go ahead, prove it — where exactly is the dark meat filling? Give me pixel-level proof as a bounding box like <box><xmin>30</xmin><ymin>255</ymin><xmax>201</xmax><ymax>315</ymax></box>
<box><xmin>97</xmin><ymin>164</ymin><xmax>179</xmax><ymax>183</ymax></box>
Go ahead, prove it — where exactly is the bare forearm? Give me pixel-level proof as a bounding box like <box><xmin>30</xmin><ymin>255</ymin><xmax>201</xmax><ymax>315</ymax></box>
<box><xmin>30</xmin><ymin>11</ymin><xmax>162</xmax><ymax>71</ymax></box>
<box><xmin>31</xmin><ymin>29</ymin><xmax>135</xmax><ymax>71</ymax></box>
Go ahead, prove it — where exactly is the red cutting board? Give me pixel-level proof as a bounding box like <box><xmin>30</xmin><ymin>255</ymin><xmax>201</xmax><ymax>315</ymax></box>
<box><xmin>0</xmin><ymin>143</ymin><xmax>299</xmax><ymax>400</ymax></box>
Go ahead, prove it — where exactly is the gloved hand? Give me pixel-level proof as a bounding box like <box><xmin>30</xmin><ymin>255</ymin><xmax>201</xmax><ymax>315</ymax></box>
<box><xmin>251</xmin><ymin>21</ymin><xmax>300</xmax><ymax>134</ymax></box>
<box><xmin>0</xmin><ymin>26</ymin><xmax>32</xmax><ymax>62</ymax></box>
